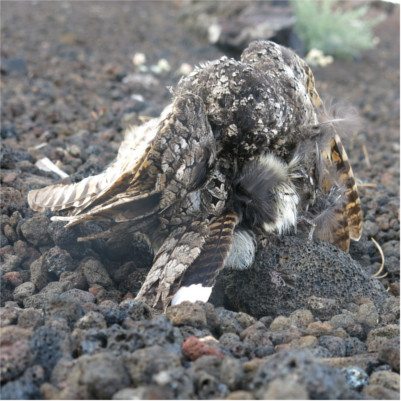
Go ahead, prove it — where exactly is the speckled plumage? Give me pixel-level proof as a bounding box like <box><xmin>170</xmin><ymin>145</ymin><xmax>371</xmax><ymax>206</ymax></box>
<box><xmin>28</xmin><ymin>41</ymin><xmax>362</xmax><ymax>309</ymax></box>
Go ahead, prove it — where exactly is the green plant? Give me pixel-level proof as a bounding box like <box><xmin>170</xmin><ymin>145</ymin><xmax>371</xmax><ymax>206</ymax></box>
<box><xmin>291</xmin><ymin>0</ymin><xmax>384</xmax><ymax>59</ymax></box>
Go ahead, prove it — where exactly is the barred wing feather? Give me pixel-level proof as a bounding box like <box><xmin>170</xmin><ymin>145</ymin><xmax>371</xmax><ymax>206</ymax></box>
<box><xmin>27</xmin><ymin>106</ymin><xmax>170</xmax><ymax>215</ymax></box>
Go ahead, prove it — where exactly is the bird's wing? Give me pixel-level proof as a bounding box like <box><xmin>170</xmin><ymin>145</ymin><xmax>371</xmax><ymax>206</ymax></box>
<box><xmin>176</xmin><ymin>212</ymin><xmax>238</xmax><ymax>291</ymax></box>
<box><xmin>28</xmin><ymin>93</ymin><xmax>216</xmax><ymax>228</ymax></box>
<box><xmin>317</xmin><ymin>133</ymin><xmax>363</xmax><ymax>252</ymax></box>
<box><xmin>295</xmin><ymin>50</ymin><xmax>362</xmax><ymax>251</ymax></box>
<box><xmin>135</xmin><ymin>213</ymin><xmax>238</xmax><ymax>309</ymax></box>
<box><xmin>329</xmin><ymin>133</ymin><xmax>363</xmax><ymax>241</ymax></box>
<box><xmin>27</xmin><ymin>109</ymin><xmax>166</xmax><ymax>214</ymax></box>
<box><xmin>28</xmin><ymin>108</ymin><xmax>167</xmax><ymax>214</ymax></box>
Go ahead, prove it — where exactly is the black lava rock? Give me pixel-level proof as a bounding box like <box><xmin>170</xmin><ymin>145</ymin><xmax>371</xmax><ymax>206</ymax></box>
<box><xmin>212</xmin><ymin>236</ymin><xmax>389</xmax><ymax>319</ymax></box>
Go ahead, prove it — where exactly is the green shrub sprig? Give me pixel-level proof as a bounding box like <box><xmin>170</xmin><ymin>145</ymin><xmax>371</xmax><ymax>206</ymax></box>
<box><xmin>291</xmin><ymin>0</ymin><xmax>384</xmax><ymax>59</ymax></box>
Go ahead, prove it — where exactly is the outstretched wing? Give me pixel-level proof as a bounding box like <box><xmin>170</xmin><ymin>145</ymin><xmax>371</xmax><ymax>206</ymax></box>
<box><xmin>28</xmin><ymin>93</ymin><xmax>216</xmax><ymax>229</ymax></box>
<box><xmin>135</xmin><ymin>213</ymin><xmax>238</xmax><ymax>309</ymax></box>
<box><xmin>27</xmin><ymin>110</ymin><xmax>166</xmax><ymax>214</ymax></box>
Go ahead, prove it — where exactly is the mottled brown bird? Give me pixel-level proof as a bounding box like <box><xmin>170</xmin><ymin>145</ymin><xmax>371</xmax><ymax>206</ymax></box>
<box><xmin>28</xmin><ymin>41</ymin><xmax>362</xmax><ymax>309</ymax></box>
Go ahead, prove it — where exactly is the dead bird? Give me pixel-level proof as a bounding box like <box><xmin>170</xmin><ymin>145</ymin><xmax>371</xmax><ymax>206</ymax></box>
<box><xmin>28</xmin><ymin>40</ymin><xmax>362</xmax><ymax>309</ymax></box>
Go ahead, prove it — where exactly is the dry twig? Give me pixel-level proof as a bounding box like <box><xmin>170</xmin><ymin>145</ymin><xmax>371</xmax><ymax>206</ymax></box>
<box><xmin>362</xmin><ymin>144</ymin><xmax>371</xmax><ymax>168</ymax></box>
<box><xmin>355</xmin><ymin>178</ymin><xmax>378</xmax><ymax>188</ymax></box>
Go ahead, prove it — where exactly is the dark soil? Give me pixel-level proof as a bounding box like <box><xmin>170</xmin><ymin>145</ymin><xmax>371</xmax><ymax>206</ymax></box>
<box><xmin>1</xmin><ymin>1</ymin><xmax>399</xmax><ymax>400</ymax></box>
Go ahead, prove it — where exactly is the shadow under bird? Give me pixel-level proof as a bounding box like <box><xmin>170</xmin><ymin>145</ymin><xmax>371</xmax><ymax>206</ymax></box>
<box><xmin>28</xmin><ymin>40</ymin><xmax>363</xmax><ymax>309</ymax></box>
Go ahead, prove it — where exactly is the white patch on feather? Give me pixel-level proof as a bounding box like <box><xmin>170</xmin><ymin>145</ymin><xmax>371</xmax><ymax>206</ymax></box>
<box><xmin>224</xmin><ymin>229</ymin><xmax>256</xmax><ymax>270</ymax></box>
<box><xmin>258</xmin><ymin>153</ymin><xmax>299</xmax><ymax>235</ymax></box>
<box><xmin>257</xmin><ymin>153</ymin><xmax>288</xmax><ymax>182</ymax></box>
<box><xmin>171</xmin><ymin>284</ymin><xmax>213</xmax><ymax>305</ymax></box>
<box><xmin>270</xmin><ymin>186</ymin><xmax>299</xmax><ymax>234</ymax></box>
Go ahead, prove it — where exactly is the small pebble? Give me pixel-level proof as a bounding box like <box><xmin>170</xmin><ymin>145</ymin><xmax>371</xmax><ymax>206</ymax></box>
<box><xmin>166</xmin><ymin>301</ymin><xmax>207</xmax><ymax>328</ymax></box>
<box><xmin>81</xmin><ymin>258</ymin><xmax>114</xmax><ymax>289</ymax></box>
<box><xmin>30</xmin><ymin>257</ymin><xmax>47</xmax><ymax>290</ymax></box>
<box><xmin>132</xmin><ymin>52</ymin><xmax>146</xmax><ymax>66</ymax></box>
<box><xmin>269</xmin><ymin>315</ymin><xmax>292</xmax><ymax>331</ymax></box>
<box><xmin>263</xmin><ymin>378</ymin><xmax>309</xmax><ymax>400</ymax></box>
<box><xmin>369</xmin><ymin>370</ymin><xmax>400</xmax><ymax>392</ymax></box>
<box><xmin>74</xmin><ymin>311</ymin><xmax>107</xmax><ymax>330</ymax></box>
<box><xmin>64</xmin><ymin>352</ymin><xmax>131</xmax><ymax>399</ymax></box>
<box><xmin>341</xmin><ymin>366</ymin><xmax>369</xmax><ymax>390</ymax></box>
<box><xmin>226</xmin><ymin>390</ymin><xmax>255</xmax><ymax>400</ymax></box>
<box><xmin>20</xmin><ymin>217</ymin><xmax>51</xmax><ymax>247</ymax></box>
<box><xmin>363</xmin><ymin>384</ymin><xmax>400</xmax><ymax>400</ymax></box>
<box><xmin>378</xmin><ymin>337</ymin><xmax>400</xmax><ymax>372</ymax></box>
<box><xmin>17</xmin><ymin>308</ymin><xmax>44</xmax><ymax>329</ymax></box>
<box><xmin>124</xmin><ymin>345</ymin><xmax>181</xmax><ymax>385</ymax></box>
<box><xmin>13</xmin><ymin>282</ymin><xmax>36</xmax><ymax>303</ymax></box>
<box><xmin>319</xmin><ymin>335</ymin><xmax>347</xmax><ymax>357</ymax></box>
<box><xmin>113</xmin><ymin>386</ymin><xmax>171</xmax><ymax>400</ymax></box>
<box><xmin>344</xmin><ymin>337</ymin><xmax>367</xmax><ymax>356</ymax></box>
<box><xmin>1</xmin><ymin>254</ymin><xmax>22</xmax><ymax>272</ymax></box>
<box><xmin>62</xmin><ymin>288</ymin><xmax>95</xmax><ymax>304</ymax></box>
<box><xmin>289</xmin><ymin>309</ymin><xmax>314</xmax><ymax>328</ymax></box>
<box><xmin>329</xmin><ymin>313</ymin><xmax>355</xmax><ymax>330</ymax></box>
<box><xmin>3</xmin><ymin>271</ymin><xmax>24</xmax><ymax>287</ymax></box>
<box><xmin>177</xmin><ymin>62</ymin><xmax>193</xmax><ymax>76</ymax></box>
<box><xmin>355</xmin><ymin>302</ymin><xmax>379</xmax><ymax>328</ymax></box>
<box><xmin>289</xmin><ymin>335</ymin><xmax>318</xmax><ymax>350</ymax></box>
<box><xmin>0</xmin><ymin>307</ymin><xmax>19</xmax><ymax>326</ymax></box>
<box><xmin>306</xmin><ymin>321</ymin><xmax>333</xmax><ymax>336</ymax></box>
<box><xmin>366</xmin><ymin>324</ymin><xmax>400</xmax><ymax>352</ymax></box>
<box><xmin>182</xmin><ymin>336</ymin><xmax>225</xmax><ymax>361</ymax></box>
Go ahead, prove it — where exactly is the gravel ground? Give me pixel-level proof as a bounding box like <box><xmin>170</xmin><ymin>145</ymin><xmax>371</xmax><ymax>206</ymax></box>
<box><xmin>1</xmin><ymin>1</ymin><xmax>399</xmax><ymax>400</ymax></box>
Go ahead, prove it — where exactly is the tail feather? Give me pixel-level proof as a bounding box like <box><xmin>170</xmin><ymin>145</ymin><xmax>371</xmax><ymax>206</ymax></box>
<box><xmin>135</xmin><ymin>213</ymin><xmax>238</xmax><ymax>308</ymax></box>
<box><xmin>179</xmin><ymin>213</ymin><xmax>238</xmax><ymax>288</ymax></box>
<box><xmin>135</xmin><ymin>220</ymin><xmax>209</xmax><ymax>308</ymax></box>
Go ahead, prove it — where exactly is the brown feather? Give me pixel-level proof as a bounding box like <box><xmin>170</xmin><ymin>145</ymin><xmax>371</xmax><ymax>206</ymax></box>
<box><xmin>179</xmin><ymin>213</ymin><xmax>238</xmax><ymax>288</ymax></box>
<box><xmin>135</xmin><ymin>220</ymin><xmax>210</xmax><ymax>308</ymax></box>
<box><xmin>331</xmin><ymin>134</ymin><xmax>363</xmax><ymax>241</ymax></box>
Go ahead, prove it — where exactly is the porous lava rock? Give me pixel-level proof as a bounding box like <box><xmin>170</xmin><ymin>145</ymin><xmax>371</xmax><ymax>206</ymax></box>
<box><xmin>212</xmin><ymin>235</ymin><xmax>388</xmax><ymax>319</ymax></box>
